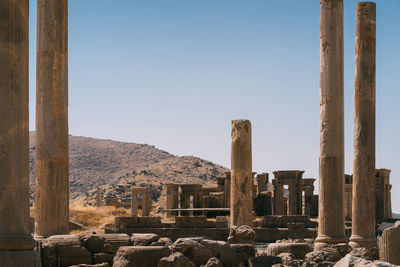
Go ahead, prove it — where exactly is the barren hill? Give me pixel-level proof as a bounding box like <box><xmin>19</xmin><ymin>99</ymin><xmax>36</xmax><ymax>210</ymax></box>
<box><xmin>79</xmin><ymin>155</ymin><xmax>229</xmax><ymax>209</ymax></box>
<box><xmin>29</xmin><ymin>133</ymin><xmax>228</xmax><ymax>204</ymax></box>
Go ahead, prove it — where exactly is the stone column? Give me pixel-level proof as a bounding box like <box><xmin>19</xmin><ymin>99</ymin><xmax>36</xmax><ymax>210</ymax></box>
<box><xmin>142</xmin><ymin>188</ymin><xmax>151</xmax><ymax>216</ymax></box>
<box><xmin>166</xmin><ymin>184</ymin><xmax>179</xmax><ymax>217</ymax></box>
<box><xmin>379</xmin><ymin>222</ymin><xmax>400</xmax><ymax>265</ymax></box>
<box><xmin>35</xmin><ymin>0</ymin><xmax>69</xmax><ymax>238</ymax></box>
<box><xmin>256</xmin><ymin>173</ymin><xmax>268</xmax><ymax>194</ymax></box>
<box><xmin>0</xmin><ymin>1</ymin><xmax>41</xmax><ymax>265</ymax></box>
<box><xmin>344</xmin><ymin>183</ymin><xmax>353</xmax><ymax>220</ymax></box>
<box><xmin>272</xmin><ymin>179</ymin><xmax>284</xmax><ymax>215</ymax></box>
<box><xmin>315</xmin><ymin>0</ymin><xmax>346</xmax><ymax>250</ymax></box>
<box><xmin>303</xmin><ymin>178</ymin><xmax>316</xmax><ymax>216</ymax></box>
<box><xmin>96</xmin><ymin>188</ymin><xmax>102</xmax><ymax>207</ymax></box>
<box><xmin>131</xmin><ymin>189</ymin><xmax>138</xmax><ymax>217</ymax></box>
<box><xmin>350</xmin><ymin>2</ymin><xmax>376</xmax><ymax>249</ymax></box>
<box><xmin>224</xmin><ymin>172</ymin><xmax>231</xmax><ymax>208</ymax></box>
<box><xmin>375</xmin><ymin>171</ymin><xmax>384</xmax><ymax>221</ymax></box>
<box><xmin>230</xmin><ymin>120</ymin><xmax>253</xmax><ymax>227</ymax></box>
<box><xmin>385</xmin><ymin>184</ymin><xmax>392</xmax><ymax>219</ymax></box>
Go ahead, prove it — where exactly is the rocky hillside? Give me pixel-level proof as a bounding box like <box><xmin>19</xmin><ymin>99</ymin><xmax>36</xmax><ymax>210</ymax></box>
<box><xmin>79</xmin><ymin>156</ymin><xmax>229</xmax><ymax>209</ymax></box>
<box><xmin>29</xmin><ymin>133</ymin><xmax>229</xmax><ymax>204</ymax></box>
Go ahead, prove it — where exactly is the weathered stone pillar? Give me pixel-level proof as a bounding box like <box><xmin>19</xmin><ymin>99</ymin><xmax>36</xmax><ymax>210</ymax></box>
<box><xmin>272</xmin><ymin>179</ymin><xmax>284</xmax><ymax>215</ymax></box>
<box><xmin>256</xmin><ymin>173</ymin><xmax>268</xmax><ymax>194</ymax></box>
<box><xmin>344</xmin><ymin>175</ymin><xmax>353</xmax><ymax>220</ymax></box>
<box><xmin>166</xmin><ymin>184</ymin><xmax>179</xmax><ymax>217</ymax></box>
<box><xmin>385</xmin><ymin>184</ymin><xmax>392</xmax><ymax>219</ymax></box>
<box><xmin>0</xmin><ymin>1</ymin><xmax>41</xmax><ymax>265</ymax></box>
<box><xmin>131</xmin><ymin>189</ymin><xmax>138</xmax><ymax>217</ymax></box>
<box><xmin>350</xmin><ymin>2</ymin><xmax>376</xmax><ymax>249</ymax></box>
<box><xmin>96</xmin><ymin>188</ymin><xmax>102</xmax><ymax>207</ymax></box>
<box><xmin>224</xmin><ymin>172</ymin><xmax>231</xmax><ymax>208</ymax></box>
<box><xmin>35</xmin><ymin>0</ymin><xmax>69</xmax><ymax>238</ymax></box>
<box><xmin>344</xmin><ymin>184</ymin><xmax>353</xmax><ymax>220</ymax></box>
<box><xmin>379</xmin><ymin>222</ymin><xmax>400</xmax><ymax>265</ymax></box>
<box><xmin>142</xmin><ymin>188</ymin><xmax>151</xmax><ymax>216</ymax></box>
<box><xmin>315</xmin><ymin>0</ymin><xmax>346</xmax><ymax>250</ymax></box>
<box><xmin>303</xmin><ymin>178</ymin><xmax>316</xmax><ymax>216</ymax></box>
<box><xmin>230</xmin><ymin>120</ymin><xmax>253</xmax><ymax>227</ymax></box>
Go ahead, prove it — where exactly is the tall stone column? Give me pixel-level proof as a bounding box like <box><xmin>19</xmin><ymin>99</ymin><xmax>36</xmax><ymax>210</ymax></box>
<box><xmin>256</xmin><ymin>173</ymin><xmax>268</xmax><ymax>194</ymax></box>
<box><xmin>315</xmin><ymin>0</ymin><xmax>346</xmax><ymax>250</ymax></box>
<box><xmin>273</xmin><ymin>179</ymin><xmax>284</xmax><ymax>215</ymax></box>
<box><xmin>350</xmin><ymin>2</ymin><xmax>376</xmax><ymax>249</ymax></box>
<box><xmin>166</xmin><ymin>184</ymin><xmax>179</xmax><ymax>217</ymax></box>
<box><xmin>131</xmin><ymin>189</ymin><xmax>138</xmax><ymax>217</ymax></box>
<box><xmin>142</xmin><ymin>189</ymin><xmax>151</xmax><ymax>216</ymax></box>
<box><xmin>344</xmin><ymin>183</ymin><xmax>353</xmax><ymax>220</ymax></box>
<box><xmin>224</xmin><ymin>172</ymin><xmax>231</xmax><ymax>208</ymax></box>
<box><xmin>0</xmin><ymin>1</ymin><xmax>41</xmax><ymax>265</ymax></box>
<box><xmin>35</xmin><ymin>0</ymin><xmax>69</xmax><ymax>238</ymax></box>
<box><xmin>96</xmin><ymin>188</ymin><xmax>102</xmax><ymax>207</ymax></box>
<box><xmin>230</xmin><ymin>120</ymin><xmax>253</xmax><ymax>227</ymax></box>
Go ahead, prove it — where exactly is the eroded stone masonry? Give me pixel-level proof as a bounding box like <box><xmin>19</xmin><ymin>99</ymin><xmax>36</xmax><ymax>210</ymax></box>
<box><xmin>0</xmin><ymin>0</ymin><xmax>398</xmax><ymax>266</ymax></box>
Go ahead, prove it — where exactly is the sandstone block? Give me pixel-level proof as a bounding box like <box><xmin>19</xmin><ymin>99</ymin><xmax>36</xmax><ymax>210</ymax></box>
<box><xmin>82</xmin><ymin>235</ymin><xmax>112</xmax><ymax>253</ymax></box>
<box><xmin>248</xmin><ymin>255</ymin><xmax>281</xmax><ymax>267</ymax></box>
<box><xmin>41</xmin><ymin>235</ymin><xmax>91</xmax><ymax>267</ymax></box>
<box><xmin>230</xmin><ymin>244</ymin><xmax>255</xmax><ymax>266</ymax></box>
<box><xmin>93</xmin><ymin>252</ymin><xmax>114</xmax><ymax>266</ymax></box>
<box><xmin>175</xmin><ymin>216</ymin><xmax>215</xmax><ymax>228</ymax></box>
<box><xmin>200</xmin><ymin>239</ymin><xmax>237</xmax><ymax>266</ymax></box>
<box><xmin>151</xmin><ymin>237</ymin><xmax>173</xmax><ymax>246</ymax></box>
<box><xmin>101</xmin><ymin>234</ymin><xmax>131</xmax><ymax>253</ymax></box>
<box><xmin>333</xmin><ymin>254</ymin><xmax>396</xmax><ymax>267</ymax></box>
<box><xmin>113</xmin><ymin>246</ymin><xmax>171</xmax><ymax>267</ymax></box>
<box><xmin>158</xmin><ymin>252</ymin><xmax>195</xmax><ymax>267</ymax></box>
<box><xmin>205</xmin><ymin>257</ymin><xmax>223</xmax><ymax>267</ymax></box>
<box><xmin>171</xmin><ymin>237</ymin><xmax>213</xmax><ymax>266</ymax></box>
<box><xmin>131</xmin><ymin>233</ymin><xmax>160</xmax><ymax>246</ymax></box>
<box><xmin>266</xmin><ymin>242</ymin><xmax>312</xmax><ymax>260</ymax></box>
<box><xmin>228</xmin><ymin>225</ymin><xmax>256</xmax><ymax>245</ymax></box>
<box><xmin>305</xmin><ymin>247</ymin><xmax>343</xmax><ymax>266</ymax></box>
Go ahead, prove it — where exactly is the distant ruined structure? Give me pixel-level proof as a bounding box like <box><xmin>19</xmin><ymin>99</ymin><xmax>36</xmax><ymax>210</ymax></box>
<box><xmin>344</xmin><ymin>169</ymin><xmax>393</xmax><ymax>223</ymax></box>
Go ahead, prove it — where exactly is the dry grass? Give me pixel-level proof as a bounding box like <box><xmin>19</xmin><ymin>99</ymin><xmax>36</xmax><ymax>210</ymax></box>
<box><xmin>30</xmin><ymin>202</ymin><xmax>169</xmax><ymax>235</ymax></box>
<box><xmin>69</xmin><ymin>203</ymin><xmax>131</xmax><ymax>234</ymax></box>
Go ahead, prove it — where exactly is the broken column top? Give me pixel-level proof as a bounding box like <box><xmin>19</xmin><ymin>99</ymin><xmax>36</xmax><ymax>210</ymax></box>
<box><xmin>345</xmin><ymin>174</ymin><xmax>353</xmax><ymax>184</ymax></box>
<box><xmin>356</xmin><ymin>2</ymin><xmax>376</xmax><ymax>21</ymax></box>
<box><xmin>231</xmin><ymin>120</ymin><xmax>251</xmax><ymax>139</ymax></box>
<box><xmin>273</xmin><ymin>170</ymin><xmax>305</xmax><ymax>179</ymax></box>
<box><xmin>375</xmin><ymin>169</ymin><xmax>391</xmax><ymax>177</ymax></box>
<box><xmin>302</xmin><ymin>178</ymin><xmax>316</xmax><ymax>186</ymax></box>
<box><xmin>180</xmin><ymin>184</ymin><xmax>202</xmax><ymax>190</ymax></box>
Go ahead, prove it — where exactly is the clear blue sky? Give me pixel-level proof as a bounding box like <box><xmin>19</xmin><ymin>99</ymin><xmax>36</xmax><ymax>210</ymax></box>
<box><xmin>28</xmin><ymin>0</ymin><xmax>400</xmax><ymax>212</ymax></box>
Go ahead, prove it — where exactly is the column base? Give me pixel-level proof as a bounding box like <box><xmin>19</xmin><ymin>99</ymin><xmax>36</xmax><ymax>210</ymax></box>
<box><xmin>314</xmin><ymin>234</ymin><xmax>348</xmax><ymax>251</ymax></box>
<box><xmin>0</xmin><ymin>236</ymin><xmax>37</xmax><ymax>250</ymax></box>
<box><xmin>33</xmin><ymin>234</ymin><xmax>46</xmax><ymax>241</ymax></box>
<box><xmin>0</xmin><ymin>250</ymin><xmax>41</xmax><ymax>267</ymax></box>
<box><xmin>349</xmin><ymin>235</ymin><xmax>377</xmax><ymax>249</ymax></box>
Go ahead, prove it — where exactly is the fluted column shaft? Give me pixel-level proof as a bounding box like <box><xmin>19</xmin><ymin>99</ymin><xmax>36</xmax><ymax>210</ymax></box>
<box><xmin>315</xmin><ymin>0</ymin><xmax>346</xmax><ymax>250</ymax></box>
<box><xmin>0</xmin><ymin>1</ymin><xmax>41</xmax><ymax>265</ymax></box>
<box><xmin>230</xmin><ymin>120</ymin><xmax>253</xmax><ymax>227</ymax></box>
<box><xmin>350</xmin><ymin>2</ymin><xmax>377</xmax><ymax>248</ymax></box>
<box><xmin>35</xmin><ymin>0</ymin><xmax>69</xmax><ymax>237</ymax></box>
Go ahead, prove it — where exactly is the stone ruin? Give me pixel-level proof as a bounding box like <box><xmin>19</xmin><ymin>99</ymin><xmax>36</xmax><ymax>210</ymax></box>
<box><xmin>1</xmin><ymin>0</ymin><xmax>399</xmax><ymax>266</ymax></box>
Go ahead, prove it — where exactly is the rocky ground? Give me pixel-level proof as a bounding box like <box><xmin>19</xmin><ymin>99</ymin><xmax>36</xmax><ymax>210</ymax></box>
<box><xmin>29</xmin><ymin>132</ymin><xmax>228</xmax><ymax>205</ymax></box>
<box><xmin>41</xmin><ymin>225</ymin><xmax>400</xmax><ymax>267</ymax></box>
